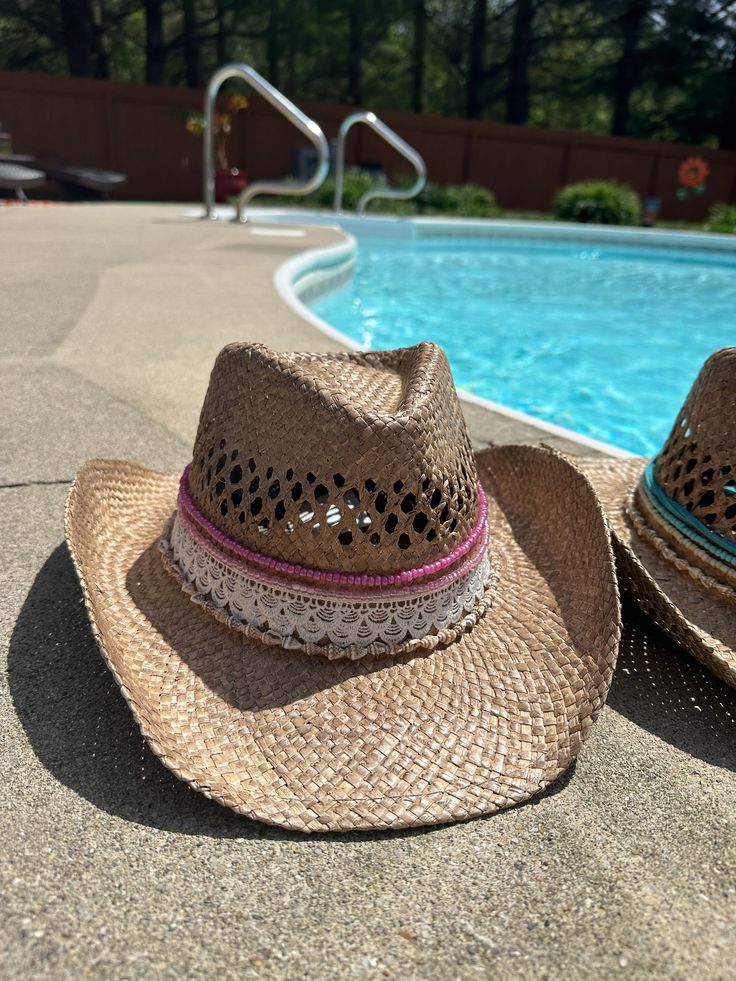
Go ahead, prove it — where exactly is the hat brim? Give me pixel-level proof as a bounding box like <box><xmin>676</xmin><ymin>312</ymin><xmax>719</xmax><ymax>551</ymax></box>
<box><xmin>65</xmin><ymin>445</ymin><xmax>619</xmax><ymax>833</ymax></box>
<box><xmin>579</xmin><ymin>457</ymin><xmax>736</xmax><ymax>689</ymax></box>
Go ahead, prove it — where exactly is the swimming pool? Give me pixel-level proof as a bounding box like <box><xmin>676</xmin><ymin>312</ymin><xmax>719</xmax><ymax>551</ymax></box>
<box><xmin>308</xmin><ymin>230</ymin><xmax>736</xmax><ymax>455</ymax></box>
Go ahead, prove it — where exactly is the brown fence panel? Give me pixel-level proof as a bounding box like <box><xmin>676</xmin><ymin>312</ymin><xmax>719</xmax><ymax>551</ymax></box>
<box><xmin>0</xmin><ymin>75</ymin><xmax>108</xmax><ymax>165</ymax></box>
<box><xmin>569</xmin><ymin>144</ymin><xmax>655</xmax><ymax>193</ymax></box>
<box><xmin>2</xmin><ymin>69</ymin><xmax>736</xmax><ymax>220</ymax></box>
<box><xmin>469</xmin><ymin>135</ymin><xmax>566</xmax><ymax>211</ymax></box>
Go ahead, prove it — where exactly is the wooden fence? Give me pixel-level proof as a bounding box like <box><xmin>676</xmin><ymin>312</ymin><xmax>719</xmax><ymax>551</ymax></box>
<box><xmin>2</xmin><ymin>68</ymin><xmax>735</xmax><ymax>220</ymax></box>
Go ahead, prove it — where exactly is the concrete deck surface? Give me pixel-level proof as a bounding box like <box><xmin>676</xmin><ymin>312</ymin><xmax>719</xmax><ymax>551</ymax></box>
<box><xmin>1</xmin><ymin>203</ymin><xmax>734</xmax><ymax>980</ymax></box>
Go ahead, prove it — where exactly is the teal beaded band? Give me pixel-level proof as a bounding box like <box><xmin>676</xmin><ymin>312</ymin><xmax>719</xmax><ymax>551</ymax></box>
<box><xmin>640</xmin><ymin>460</ymin><xmax>736</xmax><ymax>568</ymax></box>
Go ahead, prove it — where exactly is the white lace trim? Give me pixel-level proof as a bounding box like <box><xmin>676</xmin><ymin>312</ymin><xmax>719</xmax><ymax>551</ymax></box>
<box><xmin>161</xmin><ymin>511</ymin><xmax>491</xmax><ymax>652</ymax></box>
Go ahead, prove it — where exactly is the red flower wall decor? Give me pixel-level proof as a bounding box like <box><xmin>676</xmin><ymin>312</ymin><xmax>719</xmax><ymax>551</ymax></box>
<box><xmin>676</xmin><ymin>157</ymin><xmax>709</xmax><ymax>200</ymax></box>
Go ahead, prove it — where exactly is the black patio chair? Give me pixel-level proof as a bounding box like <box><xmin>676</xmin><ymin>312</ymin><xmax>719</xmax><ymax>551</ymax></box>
<box><xmin>0</xmin><ymin>161</ymin><xmax>47</xmax><ymax>201</ymax></box>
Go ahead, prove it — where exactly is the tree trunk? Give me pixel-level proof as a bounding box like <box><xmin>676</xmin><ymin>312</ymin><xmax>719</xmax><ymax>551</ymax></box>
<box><xmin>267</xmin><ymin>0</ymin><xmax>280</xmax><ymax>87</ymax></box>
<box><xmin>89</xmin><ymin>0</ymin><xmax>109</xmax><ymax>78</ymax></box>
<box><xmin>286</xmin><ymin>19</ymin><xmax>298</xmax><ymax>95</ymax></box>
<box><xmin>216</xmin><ymin>0</ymin><xmax>228</xmax><ymax>65</ymax></box>
<box><xmin>505</xmin><ymin>0</ymin><xmax>534</xmax><ymax>124</ymax></box>
<box><xmin>411</xmin><ymin>0</ymin><xmax>426</xmax><ymax>113</ymax></box>
<box><xmin>59</xmin><ymin>0</ymin><xmax>95</xmax><ymax>76</ymax></box>
<box><xmin>465</xmin><ymin>0</ymin><xmax>487</xmax><ymax>119</ymax></box>
<box><xmin>347</xmin><ymin>0</ymin><xmax>364</xmax><ymax>105</ymax></box>
<box><xmin>716</xmin><ymin>49</ymin><xmax>736</xmax><ymax>149</ymax></box>
<box><xmin>181</xmin><ymin>0</ymin><xmax>202</xmax><ymax>89</ymax></box>
<box><xmin>611</xmin><ymin>0</ymin><xmax>648</xmax><ymax>136</ymax></box>
<box><xmin>144</xmin><ymin>0</ymin><xmax>165</xmax><ymax>83</ymax></box>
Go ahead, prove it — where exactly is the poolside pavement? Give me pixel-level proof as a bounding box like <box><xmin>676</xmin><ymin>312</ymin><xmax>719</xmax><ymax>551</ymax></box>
<box><xmin>2</xmin><ymin>203</ymin><xmax>734</xmax><ymax>980</ymax></box>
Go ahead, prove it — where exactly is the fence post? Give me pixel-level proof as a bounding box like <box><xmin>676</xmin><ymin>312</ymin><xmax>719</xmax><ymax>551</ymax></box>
<box><xmin>648</xmin><ymin>146</ymin><xmax>664</xmax><ymax>199</ymax></box>
<box><xmin>101</xmin><ymin>95</ymin><xmax>114</xmax><ymax>169</ymax></box>
<box><xmin>461</xmin><ymin>123</ymin><xmax>475</xmax><ymax>184</ymax></box>
<box><xmin>728</xmin><ymin>159</ymin><xmax>736</xmax><ymax>204</ymax></box>
<box><xmin>560</xmin><ymin>135</ymin><xmax>575</xmax><ymax>189</ymax></box>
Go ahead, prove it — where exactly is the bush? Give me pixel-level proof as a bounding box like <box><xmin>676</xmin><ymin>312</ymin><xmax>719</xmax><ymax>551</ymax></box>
<box><xmin>555</xmin><ymin>180</ymin><xmax>641</xmax><ymax>225</ymax></box>
<box><xmin>706</xmin><ymin>202</ymin><xmax>736</xmax><ymax>234</ymax></box>
<box><xmin>319</xmin><ymin>172</ymin><xmax>381</xmax><ymax>210</ymax></box>
<box><xmin>330</xmin><ymin>175</ymin><xmax>500</xmax><ymax>217</ymax></box>
<box><xmin>267</xmin><ymin>172</ymin><xmax>381</xmax><ymax>210</ymax></box>
<box><xmin>269</xmin><ymin>173</ymin><xmax>500</xmax><ymax>218</ymax></box>
<box><xmin>416</xmin><ymin>182</ymin><xmax>500</xmax><ymax>218</ymax></box>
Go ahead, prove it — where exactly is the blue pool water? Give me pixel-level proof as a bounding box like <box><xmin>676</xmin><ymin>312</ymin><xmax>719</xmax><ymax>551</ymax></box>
<box><xmin>310</xmin><ymin>236</ymin><xmax>736</xmax><ymax>454</ymax></box>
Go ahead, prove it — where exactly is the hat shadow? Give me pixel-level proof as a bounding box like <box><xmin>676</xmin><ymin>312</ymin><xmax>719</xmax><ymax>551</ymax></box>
<box><xmin>8</xmin><ymin>544</ymin><xmax>249</xmax><ymax>839</ymax></box>
<box><xmin>126</xmin><ymin>541</ymin><xmax>402</xmax><ymax>715</ymax></box>
<box><xmin>10</xmin><ymin>544</ymin><xmax>574</xmax><ymax>838</ymax></box>
<box><xmin>606</xmin><ymin>600</ymin><xmax>736</xmax><ymax>772</ymax></box>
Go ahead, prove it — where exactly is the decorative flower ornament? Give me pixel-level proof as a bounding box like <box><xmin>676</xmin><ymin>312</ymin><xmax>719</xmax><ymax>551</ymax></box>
<box><xmin>183</xmin><ymin>93</ymin><xmax>249</xmax><ymax>169</ymax></box>
<box><xmin>676</xmin><ymin>156</ymin><xmax>709</xmax><ymax>200</ymax></box>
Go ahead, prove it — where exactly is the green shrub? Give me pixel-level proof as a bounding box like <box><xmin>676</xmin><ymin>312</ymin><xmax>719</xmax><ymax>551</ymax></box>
<box><xmin>269</xmin><ymin>173</ymin><xmax>499</xmax><ymax>218</ymax></box>
<box><xmin>267</xmin><ymin>172</ymin><xmax>381</xmax><ymax>210</ymax></box>
<box><xmin>416</xmin><ymin>182</ymin><xmax>500</xmax><ymax>218</ymax></box>
<box><xmin>555</xmin><ymin>180</ymin><xmax>641</xmax><ymax>225</ymax></box>
<box><xmin>320</xmin><ymin>171</ymin><xmax>382</xmax><ymax>210</ymax></box>
<box><xmin>331</xmin><ymin>175</ymin><xmax>499</xmax><ymax>217</ymax></box>
<box><xmin>706</xmin><ymin>202</ymin><xmax>736</xmax><ymax>233</ymax></box>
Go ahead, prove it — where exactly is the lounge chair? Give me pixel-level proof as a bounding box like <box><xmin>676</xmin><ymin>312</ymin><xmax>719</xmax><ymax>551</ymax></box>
<box><xmin>41</xmin><ymin>165</ymin><xmax>127</xmax><ymax>200</ymax></box>
<box><xmin>0</xmin><ymin>161</ymin><xmax>46</xmax><ymax>201</ymax></box>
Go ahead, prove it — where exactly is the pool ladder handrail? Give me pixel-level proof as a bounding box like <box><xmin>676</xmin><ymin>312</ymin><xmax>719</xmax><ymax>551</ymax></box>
<box><xmin>203</xmin><ymin>63</ymin><xmax>330</xmax><ymax>223</ymax></box>
<box><xmin>333</xmin><ymin>111</ymin><xmax>427</xmax><ymax>215</ymax></box>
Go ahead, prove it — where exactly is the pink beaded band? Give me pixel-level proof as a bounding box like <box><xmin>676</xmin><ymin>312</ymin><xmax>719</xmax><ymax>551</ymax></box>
<box><xmin>178</xmin><ymin>465</ymin><xmax>489</xmax><ymax>588</ymax></box>
<box><xmin>175</xmin><ymin>504</ymin><xmax>490</xmax><ymax>599</ymax></box>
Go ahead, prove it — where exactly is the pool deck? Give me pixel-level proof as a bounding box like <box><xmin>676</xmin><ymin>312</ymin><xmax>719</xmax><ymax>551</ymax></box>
<box><xmin>2</xmin><ymin>203</ymin><xmax>735</xmax><ymax>979</ymax></box>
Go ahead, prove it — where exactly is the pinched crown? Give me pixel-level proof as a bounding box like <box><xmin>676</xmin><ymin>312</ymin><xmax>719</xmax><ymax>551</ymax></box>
<box><xmin>653</xmin><ymin>347</ymin><xmax>736</xmax><ymax>544</ymax></box>
<box><xmin>187</xmin><ymin>342</ymin><xmax>480</xmax><ymax>574</ymax></box>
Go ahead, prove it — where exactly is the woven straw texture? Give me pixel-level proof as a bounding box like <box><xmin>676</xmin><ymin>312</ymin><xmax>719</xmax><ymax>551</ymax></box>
<box><xmin>65</xmin><ymin>445</ymin><xmax>620</xmax><ymax>832</ymax></box>
<box><xmin>653</xmin><ymin>347</ymin><xmax>736</xmax><ymax>544</ymax></box>
<box><xmin>579</xmin><ymin>456</ymin><xmax>736</xmax><ymax>689</ymax></box>
<box><xmin>188</xmin><ymin>343</ymin><xmax>478</xmax><ymax>575</ymax></box>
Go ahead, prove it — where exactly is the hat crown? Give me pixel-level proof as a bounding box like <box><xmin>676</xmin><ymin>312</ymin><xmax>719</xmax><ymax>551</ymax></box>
<box><xmin>187</xmin><ymin>342</ymin><xmax>479</xmax><ymax>574</ymax></box>
<box><xmin>654</xmin><ymin>347</ymin><xmax>736</xmax><ymax>544</ymax></box>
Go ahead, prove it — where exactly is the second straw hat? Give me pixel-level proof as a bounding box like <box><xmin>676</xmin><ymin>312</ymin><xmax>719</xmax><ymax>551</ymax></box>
<box><xmin>580</xmin><ymin>348</ymin><xmax>736</xmax><ymax>688</ymax></box>
<box><xmin>65</xmin><ymin>341</ymin><xmax>620</xmax><ymax>831</ymax></box>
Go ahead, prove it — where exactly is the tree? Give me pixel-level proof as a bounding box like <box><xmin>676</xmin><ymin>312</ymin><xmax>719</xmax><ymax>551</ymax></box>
<box><xmin>347</xmin><ymin>0</ymin><xmax>364</xmax><ymax>103</ymax></box>
<box><xmin>611</xmin><ymin>0</ymin><xmax>649</xmax><ymax>135</ymax></box>
<box><xmin>411</xmin><ymin>0</ymin><xmax>427</xmax><ymax>112</ymax></box>
<box><xmin>267</xmin><ymin>0</ymin><xmax>280</xmax><ymax>87</ymax></box>
<box><xmin>144</xmin><ymin>0</ymin><xmax>165</xmax><ymax>83</ymax></box>
<box><xmin>466</xmin><ymin>0</ymin><xmax>488</xmax><ymax>118</ymax></box>
<box><xmin>59</xmin><ymin>0</ymin><xmax>96</xmax><ymax>76</ymax></box>
<box><xmin>714</xmin><ymin>43</ymin><xmax>736</xmax><ymax>148</ymax></box>
<box><xmin>181</xmin><ymin>0</ymin><xmax>201</xmax><ymax>88</ymax></box>
<box><xmin>506</xmin><ymin>0</ymin><xmax>535</xmax><ymax>123</ymax></box>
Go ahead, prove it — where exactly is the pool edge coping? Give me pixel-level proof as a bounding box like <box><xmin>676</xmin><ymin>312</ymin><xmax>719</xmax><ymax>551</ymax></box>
<box><xmin>272</xmin><ymin>225</ymin><xmax>636</xmax><ymax>459</ymax></box>
<box><xmin>199</xmin><ymin>205</ymin><xmax>736</xmax><ymax>253</ymax></box>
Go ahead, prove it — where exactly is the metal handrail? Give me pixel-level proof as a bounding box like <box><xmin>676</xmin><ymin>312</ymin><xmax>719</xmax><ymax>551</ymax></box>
<box><xmin>203</xmin><ymin>63</ymin><xmax>329</xmax><ymax>222</ymax></box>
<box><xmin>333</xmin><ymin>111</ymin><xmax>427</xmax><ymax>215</ymax></box>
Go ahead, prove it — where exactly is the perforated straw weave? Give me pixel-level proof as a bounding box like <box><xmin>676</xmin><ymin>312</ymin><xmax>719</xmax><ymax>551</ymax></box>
<box><xmin>65</xmin><ymin>341</ymin><xmax>621</xmax><ymax>832</ymax></box>
<box><xmin>579</xmin><ymin>347</ymin><xmax>736</xmax><ymax>689</ymax></box>
<box><xmin>188</xmin><ymin>343</ymin><xmax>478</xmax><ymax>574</ymax></box>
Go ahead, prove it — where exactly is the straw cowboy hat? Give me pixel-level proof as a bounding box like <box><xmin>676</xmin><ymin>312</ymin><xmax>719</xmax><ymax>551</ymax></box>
<box><xmin>65</xmin><ymin>341</ymin><xmax>620</xmax><ymax>832</ymax></box>
<box><xmin>580</xmin><ymin>348</ymin><xmax>736</xmax><ymax>689</ymax></box>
